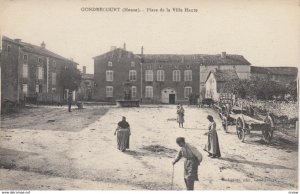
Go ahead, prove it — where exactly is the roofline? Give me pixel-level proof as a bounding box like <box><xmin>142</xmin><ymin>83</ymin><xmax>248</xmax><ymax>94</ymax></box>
<box><xmin>3</xmin><ymin>35</ymin><xmax>79</xmax><ymax>64</ymax></box>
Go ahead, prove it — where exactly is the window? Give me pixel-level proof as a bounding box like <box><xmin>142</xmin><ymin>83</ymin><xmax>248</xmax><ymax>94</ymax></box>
<box><xmin>53</xmin><ymin>60</ymin><xmax>56</xmax><ymax>67</ymax></box>
<box><xmin>145</xmin><ymin>86</ymin><xmax>153</xmax><ymax>98</ymax></box>
<box><xmin>131</xmin><ymin>62</ymin><xmax>135</xmax><ymax>67</ymax></box>
<box><xmin>36</xmin><ymin>84</ymin><xmax>42</xmax><ymax>93</ymax></box>
<box><xmin>108</xmin><ymin>61</ymin><xmax>112</xmax><ymax>66</ymax></box>
<box><xmin>52</xmin><ymin>88</ymin><xmax>56</xmax><ymax>93</ymax></box>
<box><xmin>23</xmin><ymin>64</ymin><xmax>28</xmax><ymax>78</ymax></box>
<box><xmin>106</xmin><ymin>86</ymin><xmax>113</xmax><ymax>97</ymax></box>
<box><xmin>129</xmin><ymin>70</ymin><xmax>137</xmax><ymax>81</ymax></box>
<box><xmin>157</xmin><ymin>70</ymin><xmax>165</xmax><ymax>81</ymax></box>
<box><xmin>173</xmin><ymin>70</ymin><xmax>181</xmax><ymax>82</ymax></box>
<box><xmin>106</xmin><ymin>70</ymin><xmax>114</xmax><ymax>81</ymax></box>
<box><xmin>23</xmin><ymin>55</ymin><xmax>28</xmax><ymax>63</ymax></box>
<box><xmin>184</xmin><ymin>70</ymin><xmax>192</xmax><ymax>81</ymax></box>
<box><xmin>23</xmin><ymin>84</ymin><xmax>28</xmax><ymax>95</ymax></box>
<box><xmin>174</xmin><ymin>64</ymin><xmax>178</xmax><ymax>69</ymax></box>
<box><xmin>145</xmin><ymin>70</ymin><xmax>153</xmax><ymax>81</ymax></box>
<box><xmin>38</xmin><ymin>57</ymin><xmax>42</xmax><ymax>63</ymax></box>
<box><xmin>131</xmin><ymin>86</ymin><xmax>137</xmax><ymax>98</ymax></box>
<box><xmin>184</xmin><ymin>87</ymin><xmax>192</xmax><ymax>98</ymax></box>
<box><xmin>159</xmin><ymin>65</ymin><xmax>163</xmax><ymax>69</ymax></box>
<box><xmin>186</xmin><ymin>64</ymin><xmax>190</xmax><ymax>69</ymax></box>
<box><xmin>38</xmin><ymin>67</ymin><xmax>43</xmax><ymax>80</ymax></box>
<box><xmin>52</xmin><ymin>72</ymin><xmax>56</xmax><ymax>85</ymax></box>
<box><xmin>7</xmin><ymin>45</ymin><xmax>11</xmax><ymax>52</ymax></box>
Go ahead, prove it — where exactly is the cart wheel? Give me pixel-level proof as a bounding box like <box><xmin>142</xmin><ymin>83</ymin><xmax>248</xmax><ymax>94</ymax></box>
<box><xmin>263</xmin><ymin>128</ymin><xmax>273</xmax><ymax>143</ymax></box>
<box><xmin>263</xmin><ymin>115</ymin><xmax>274</xmax><ymax>143</ymax></box>
<box><xmin>236</xmin><ymin>117</ymin><xmax>245</xmax><ymax>142</ymax></box>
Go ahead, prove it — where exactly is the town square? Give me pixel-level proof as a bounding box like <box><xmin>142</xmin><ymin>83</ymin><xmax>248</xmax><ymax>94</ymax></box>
<box><xmin>0</xmin><ymin>0</ymin><xmax>299</xmax><ymax>191</ymax></box>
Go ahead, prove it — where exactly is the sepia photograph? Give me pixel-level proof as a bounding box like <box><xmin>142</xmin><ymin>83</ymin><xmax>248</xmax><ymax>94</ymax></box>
<box><xmin>0</xmin><ymin>0</ymin><xmax>299</xmax><ymax>192</ymax></box>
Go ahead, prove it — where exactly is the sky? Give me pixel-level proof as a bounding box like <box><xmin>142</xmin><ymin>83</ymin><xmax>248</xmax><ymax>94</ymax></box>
<box><xmin>1</xmin><ymin>0</ymin><xmax>299</xmax><ymax>74</ymax></box>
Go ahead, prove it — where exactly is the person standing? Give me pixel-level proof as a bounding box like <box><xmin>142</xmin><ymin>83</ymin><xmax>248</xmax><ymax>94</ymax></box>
<box><xmin>114</xmin><ymin>116</ymin><xmax>131</xmax><ymax>152</ymax></box>
<box><xmin>67</xmin><ymin>91</ymin><xmax>72</xmax><ymax>112</ymax></box>
<box><xmin>204</xmin><ymin>115</ymin><xmax>221</xmax><ymax>158</ymax></box>
<box><xmin>172</xmin><ymin>137</ymin><xmax>203</xmax><ymax>190</ymax></box>
<box><xmin>177</xmin><ymin>104</ymin><xmax>185</xmax><ymax>128</ymax></box>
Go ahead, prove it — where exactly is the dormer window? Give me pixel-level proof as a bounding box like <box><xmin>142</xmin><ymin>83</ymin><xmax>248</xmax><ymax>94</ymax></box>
<box><xmin>131</xmin><ymin>62</ymin><xmax>135</xmax><ymax>67</ymax></box>
<box><xmin>108</xmin><ymin>61</ymin><xmax>112</xmax><ymax>66</ymax></box>
<box><xmin>38</xmin><ymin>57</ymin><xmax>42</xmax><ymax>63</ymax></box>
<box><xmin>186</xmin><ymin>64</ymin><xmax>190</xmax><ymax>69</ymax></box>
<box><xmin>159</xmin><ymin>64</ymin><xmax>163</xmax><ymax>69</ymax></box>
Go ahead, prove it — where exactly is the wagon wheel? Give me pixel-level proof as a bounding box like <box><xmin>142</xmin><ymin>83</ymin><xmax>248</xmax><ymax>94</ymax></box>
<box><xmin>263</xmin><ymin>115</ymin><xmax>274</xmax><ymax>143</ymax></box>
<box><xmin>236</xmin><ymin>117</ymin><xmax>245</xmax><ymax>142</ymax></box>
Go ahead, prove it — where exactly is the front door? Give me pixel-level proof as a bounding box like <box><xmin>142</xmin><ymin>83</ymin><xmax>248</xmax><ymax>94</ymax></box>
<box><xmin>169</xmin><ymin>94</ymin><xmax>175</xmax><ymax>104</ymax></box>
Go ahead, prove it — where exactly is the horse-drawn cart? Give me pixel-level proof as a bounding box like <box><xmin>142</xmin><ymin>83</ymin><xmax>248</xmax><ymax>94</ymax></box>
<box><xmin>231</xmin><ymin>113</ymin><xmax>274</xmax><ymax>143</ymax></box>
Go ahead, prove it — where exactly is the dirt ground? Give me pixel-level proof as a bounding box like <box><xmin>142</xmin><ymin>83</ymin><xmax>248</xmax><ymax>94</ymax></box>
<box><xmin>0</xmin><ymin>105</ymin><xmax>298</xmax><ymax>190</ymax></box>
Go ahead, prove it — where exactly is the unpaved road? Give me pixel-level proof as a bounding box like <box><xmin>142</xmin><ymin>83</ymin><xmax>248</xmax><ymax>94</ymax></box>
<box><xmin>0</xmin><ymin>105</ymin><xmax>298</xmax><ymax>190</ymax></box>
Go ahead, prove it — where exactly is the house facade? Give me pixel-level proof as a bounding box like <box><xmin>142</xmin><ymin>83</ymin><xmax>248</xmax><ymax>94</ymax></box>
<box><xmin>1</xmin><ymin>36</ymin><xmax>79</xmax><ymax>105</ymax></box>
<box><xmin>205</xmin><ymin>69</ymin><xmax>239</xmax><ymax>102</ymax></box>
<box><xmin>93</xmin><ymin>46</ymin><xmax>251</xmax><ymax>104</ymax></box>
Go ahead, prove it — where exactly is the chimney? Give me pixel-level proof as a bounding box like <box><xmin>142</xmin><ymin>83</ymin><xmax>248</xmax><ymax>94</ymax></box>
<box><xmin>14</xmin><ymin>39</ymin><xmax>22</xmax><ymax>43</ymax></box>
<box><xmin>83</xmin><ymin>66</ymin><xmax>86</xmax><ymax>74</ymax></box>
<box><xmin>221</xmin><ymin>52</ymin><xmax>226</xmax><ymax>59</ymax></box>
<box><xmin>123</xmin><ymin>43</ymin><xmax>126</xmax><ymax>50</ymax></box>
<box><xmin>141</xmin><ymin>46</ymin><xmax>144</xmax><ymax>55</ymax></box>
<box><xmin>41</xmin><ymin>41</ymin><xmax>46</xmax><ymax>49</ymax></box>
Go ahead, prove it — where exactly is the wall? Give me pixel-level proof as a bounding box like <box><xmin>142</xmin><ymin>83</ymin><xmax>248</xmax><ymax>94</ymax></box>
<box><xmin>94</xmin><ymin>49</ymin><xmax>141</xmax><ymax>101</ymax></box>
<box><xmin>141</xmin><ymin>62</ymin><xmax>199</xmax><ymax>104</ymax></box>
<box><xmin>205</xmin><ymin>73</ymin><xmax>218</xmax><ymax>101</ymax></box>
<box><xmin>1</xmin><ymin>39</ymin><xmax>21</xmax><ymax>103</ymax></box>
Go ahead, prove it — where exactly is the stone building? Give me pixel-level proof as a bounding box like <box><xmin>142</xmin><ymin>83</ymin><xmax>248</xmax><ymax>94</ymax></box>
<box><xmin>1</xmin><ymin>36</ymin><xmax>79</xmax><ymax>106</ymax></box>
<box><xmin>93</xmin><ymin>45</ymin><xmax>251</xmax><ymax>104</ymax></box>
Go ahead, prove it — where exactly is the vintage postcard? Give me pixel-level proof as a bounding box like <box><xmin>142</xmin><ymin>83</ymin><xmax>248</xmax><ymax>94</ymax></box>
<box><xmin>0</xmin><ymin>0</ymin><xmax>299</xmax><ymax>192</ymax></box>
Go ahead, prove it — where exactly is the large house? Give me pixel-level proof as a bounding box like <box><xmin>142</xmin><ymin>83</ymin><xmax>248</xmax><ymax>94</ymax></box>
<box><xmin>93</xmin><ymin>45</ymin><xmax>251</xmax><ymax>104</ymax></box>
<box><xmin>1</xmin><ymin>36</ymin><xmax>79</xmax><ymax>106</ymax></box>
<box><xmin>251</xmin><ymin>66</ymin><xmax>298</xmax><ymax>84</ymax></box>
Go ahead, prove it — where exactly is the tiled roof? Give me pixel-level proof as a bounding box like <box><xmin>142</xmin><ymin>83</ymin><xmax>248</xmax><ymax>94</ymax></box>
<box><xmin>3</xmin><ymin>36</ymin><xmax>78</xmax><ymax>64</ymax></box>
<box><xmin>138</xmin><ymin>54</ymin><xmax>251</xmax><ymax>66</ymax></box>
<box><xmin>251</xmin><ymin>66</ymin><xmax>298</xmax><ymax>76</ymax></box>
<box><xmin>206</xmin><ymin>69</ymin><xmax>239</xmax><ymax>83</ymax></box>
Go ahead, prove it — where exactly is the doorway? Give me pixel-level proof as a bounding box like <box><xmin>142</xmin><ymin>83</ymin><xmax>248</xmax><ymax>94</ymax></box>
<box><xmin>161</xmin><ymin>88</ymin><xmax>176</xmax><ymax>104</ymax></box>
<box><xmin>169</xmin><ymin>94</ymin><xmax>175</xmax><ymax>104</ymax></box>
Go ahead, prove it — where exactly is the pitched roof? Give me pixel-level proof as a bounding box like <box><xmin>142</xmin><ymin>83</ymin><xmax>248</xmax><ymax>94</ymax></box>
<box><xmin>137</xmin><ymin>53</ymin><xmax>251</xmax><ymax>66</ymax></box>
<box><xmin>206</xmin><ymin>69</ymin><xmax>239</xmax><ymax>83</ymax></box>
<box><xmin>251</xmin><ymin>66</ymin><xmax>298</xmax><ymax>76</ymax></box>
<box><xmin>3</xmin><ymin>36</ymin><xmax>78</xmax><ymax>64</ymax></box>
<box><xmin>93</xmin><ymin>47</ymin><xmax>251</xmax><ymax>66</ymax></box>
<box><xmin>93</xmin><ymin>48</ymin><xmax>140</xmax><ymax>59</ymax></box>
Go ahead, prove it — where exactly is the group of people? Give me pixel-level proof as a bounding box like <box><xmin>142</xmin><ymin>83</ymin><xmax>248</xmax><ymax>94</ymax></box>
<box><xmin>113</xmin><ymin>105</ymin><xmax>222</xmax><ymax>190</ymax></box>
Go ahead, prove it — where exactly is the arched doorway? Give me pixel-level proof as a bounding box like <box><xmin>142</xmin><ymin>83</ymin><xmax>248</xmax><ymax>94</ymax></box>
<box><xmin>161</xmin><ymin>88</ymin><xmax>176</xmax><ymax>104</ymax></box>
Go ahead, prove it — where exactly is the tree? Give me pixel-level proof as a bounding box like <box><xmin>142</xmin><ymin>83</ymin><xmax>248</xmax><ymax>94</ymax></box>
<box><xmin>287</xmin><ymin>81</ymin><xmax>298</xmax><ymax>101</ymax></box>
<box><xmin>58</xmin><ymin>66</ymin><xmax>82</xmax><ymax>94</ymax></box>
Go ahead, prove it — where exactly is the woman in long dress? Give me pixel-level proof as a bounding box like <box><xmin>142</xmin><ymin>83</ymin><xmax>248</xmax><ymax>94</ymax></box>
<box><xmin>114</xmin><ymin>116</ymin><xmax>131</xmax><ymax>152</ymax></box>
<box><xmin>177</xmin><ymin>104</ymin><xmax>185</xmax><ymax>128</ymax></box>
<box><xmin>204</xmin><ymin>115</ymin><xmax>221</xmax><ymax>158</ymax></box>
